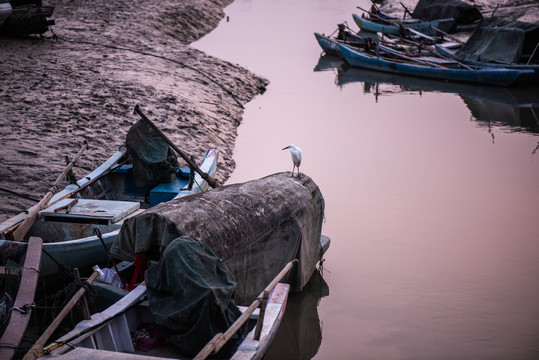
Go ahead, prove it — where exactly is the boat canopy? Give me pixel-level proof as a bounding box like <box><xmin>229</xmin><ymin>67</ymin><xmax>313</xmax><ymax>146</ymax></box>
<box><xmin>455</xmin><ymin>17</ymin><xmax>539</xmax><ymax>64</ymax></box>
<box><xmin>111</xmin><ymin>172</ymin><xmax>325</xmax><ymax>304</ymax></box>
<box><xmin>412</xmin><ymin>0</ymin><xmax>482</xmax><ymax>25</ymax></box>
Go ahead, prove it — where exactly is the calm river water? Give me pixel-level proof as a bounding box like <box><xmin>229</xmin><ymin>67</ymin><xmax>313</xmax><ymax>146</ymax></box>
<box><xmin>194</xmin><ymin>0</ymin><xmax>539</xmax><ymax>359</ymax></box>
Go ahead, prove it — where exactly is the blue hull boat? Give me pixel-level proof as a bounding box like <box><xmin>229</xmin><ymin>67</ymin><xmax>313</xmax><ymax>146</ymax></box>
<box><xmin>352</xmin><ymin>13</ymin><xmax>454</xmax><ymax>36</ymax></box>
<box><xmin>314</xmin><ymin>32</ymin><xmax>365</xmax><ymax>56</ymax></box>
<box><xmin>0</xmin><ymin>147</ymin><xmax>219</xmax><ymax>278</ymax></box>
<box><xmin>338</xmin><ymin>43</ymin><xmax>534</xmax><ymax>86</ymax></box>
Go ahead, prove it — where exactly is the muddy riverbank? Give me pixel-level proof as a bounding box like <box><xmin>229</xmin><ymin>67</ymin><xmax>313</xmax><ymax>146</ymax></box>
<box><xmin>0</xmin><ymin>0</ymin><xmax>268</xmax><ymax>222</ymax></box>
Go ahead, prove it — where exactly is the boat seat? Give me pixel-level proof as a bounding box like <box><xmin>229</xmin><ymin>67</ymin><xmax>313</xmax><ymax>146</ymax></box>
<box><xmin>148</xmin><ymin>168</ymin><xmax>191</xmax><ymax>207</ymax></box>
<box><xmin>39</xmin><ymin>199</ymin><xmax>140</xmax><ymax>224</ymax></box>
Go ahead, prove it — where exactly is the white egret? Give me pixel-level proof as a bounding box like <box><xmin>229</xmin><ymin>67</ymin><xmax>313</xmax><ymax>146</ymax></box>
<box><xmin>282</xmin><ymin>144</ymin><xmax>302</xmax><ymax>177</ymax></box>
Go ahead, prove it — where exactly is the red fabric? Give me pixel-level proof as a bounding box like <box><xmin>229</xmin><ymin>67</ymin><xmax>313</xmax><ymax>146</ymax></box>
<box><xmin>126</xmin><ymin>255</ymin><xmax>148</xmax><ymax>291</ymax></box>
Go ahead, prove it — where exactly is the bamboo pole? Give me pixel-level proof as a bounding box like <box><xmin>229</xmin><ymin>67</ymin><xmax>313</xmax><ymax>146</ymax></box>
<box><xmin>134</xmin><ymin>105</ymin><xmax>221</xmax><ymax>188</ymax></box>
<box><xmin>193</xmin><ymin>259</ymin><xmax>298</xmax><ymax>360</ymax></box>
<box><xmin>430</xmin><ymin>26</ymin><xmax>464</xmax><ymax>44</ymax></box>
<box><xmin>23</xmin><ymin>270</ymin><xmax>99</xmax><ymax>360</ymax></box>
<box><xmin>384</xmin><ymin>34</ymin><xmax>474</xmax><ymax>70</ymax></box>
<box><xmin>378</xmin><ymin>44</ymin><xmax>449</xmax><ymax>69</ymax></box>
<box><xmin>11</xmin><ymin>142</ymin><xmax>88</xmax><ymax>242</ymax></box>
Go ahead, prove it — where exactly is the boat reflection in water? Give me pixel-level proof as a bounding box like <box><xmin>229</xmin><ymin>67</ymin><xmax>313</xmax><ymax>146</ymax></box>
<box><xmin>314</xmin><ymin>54</ymin><xmax>539</xmax><ymax>136</ymax></box>
<box><xmin>264</xmin><ymin>270</ymin><xmax>329</xmax><ymax>360</ymax></box>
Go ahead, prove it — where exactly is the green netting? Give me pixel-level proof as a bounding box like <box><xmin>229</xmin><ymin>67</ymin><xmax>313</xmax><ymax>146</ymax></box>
<box><xmin>145</xmin><ymin>236</ymin><xmax>241</xmax><ymax>356</ymax></box>
<box><xmin>125</xmin><ymin>119</ymin><xmax>179</xmax><ymax>187</ymax></box>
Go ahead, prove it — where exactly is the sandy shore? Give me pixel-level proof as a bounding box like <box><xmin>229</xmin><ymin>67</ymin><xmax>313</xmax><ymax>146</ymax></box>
<box><xmin>0</xmin><ymin>0</ymin><xmax>268</xmax><ymax>222</ymax></box>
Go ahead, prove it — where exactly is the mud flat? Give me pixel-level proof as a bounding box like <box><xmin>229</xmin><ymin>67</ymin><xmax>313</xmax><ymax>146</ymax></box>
<box><xmin>0</xmin><ymin>0</ymin><xmax>269</xmax><ymax>222</ymax></box>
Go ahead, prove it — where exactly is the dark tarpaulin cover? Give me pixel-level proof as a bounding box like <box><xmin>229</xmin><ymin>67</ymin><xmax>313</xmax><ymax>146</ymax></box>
<box><xmin>125</xmin><ymin>119</ymin><xmax>179</xmax><ymax>187</ymax></box>
<box><xmin>412</xmin><ymin>0</ymin><xmax>482</xmax><ymax>25</ymax></box>
<box><xmin>111</xmin><ymin>172</ymin><xmax>325</xmax><ymax>304</ymax></box>
<box><xmin>145</xmin><ymin>236</ymin><xmax>241</xmax><ymax>356</ymax></box>
<box><xmin>455</xmin><ymin>17</ymin><xmax>539</xmax><ymax>64</ymax></box>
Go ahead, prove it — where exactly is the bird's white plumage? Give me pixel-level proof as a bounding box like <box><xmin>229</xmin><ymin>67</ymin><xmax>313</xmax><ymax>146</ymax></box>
<box><xmin>282</xmin><ymin>144</ymin><xmax>302</xmax><ymax>177</ymax></box>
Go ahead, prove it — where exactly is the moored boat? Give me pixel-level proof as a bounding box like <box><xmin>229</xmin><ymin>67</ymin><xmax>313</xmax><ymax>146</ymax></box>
<box><xmin>0</xmin><ymin>111</ymin><xmax>219</xmax><ymax>278</ymax></box>
<box><xmin>0</xmin><ymin>0</ymin><xmax>12</xmax><ymax>27</ymax></box>
<box><xmin>314</xmin><ymin>29</ymin><xmax>365</xmax><ymax>56</ymax></box>
<box><xmin>0</xmin><ymin>0</ymin><xmax>55</xmax><ymax>36</ymax></box>
<box><xmin>338</xmin><ymin>42</ymin><xmax>535</xmax><ymax>86</ymax></box>
<box><xmin>352</xmin><ymin>13</ymin><xmax>454</xmax><ymax>36</ymax></box>
<box><xmin>39</xmin><ymin>274</ymin><xmax>291</xmax><ymax>360</ymax></box>
<box><xmin>32</xmin><ymin>172</ymin><xmax>331</xmax><ymax>359</ymax></box>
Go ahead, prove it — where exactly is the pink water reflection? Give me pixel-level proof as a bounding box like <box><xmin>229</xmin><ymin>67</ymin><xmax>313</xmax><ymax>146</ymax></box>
<box><xmin>195</xmin><ymin>0</ymin><xmax>539</xmax><ymax>358</ymax></box>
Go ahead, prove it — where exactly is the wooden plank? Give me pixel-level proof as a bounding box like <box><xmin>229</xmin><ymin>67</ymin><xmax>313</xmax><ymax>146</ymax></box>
<box><xmin>0</xmin><ymin>237</ymin><xmax>43</xmax><ymax>360</ymax></box>
<box><xmin>49</xmin><ymin>347</ymin><xmax>169</xmax><ymax>360</ymax></box>
<box><xmin>0</xmin><ymin>150</ymin><xmax>126</xmax><ymax>235</ymax></box>
<box><xmin>39</xmin><ymin>199</ymin><xmax>140</xmax><ymax>223</ymax></box>
<box><xmin>47</xmin><ymin>284</ymin><xmax>148</xmax><ymax>355</ymax></box>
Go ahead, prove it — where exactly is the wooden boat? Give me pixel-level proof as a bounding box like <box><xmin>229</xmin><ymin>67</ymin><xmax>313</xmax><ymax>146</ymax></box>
<box><xmin>29</xmin><ymin>171</ymin><xmax>331</xmax><ymax>360</ymax></box>
<box><xmin>0</xmin><ymin>0</ymin><xmax>55</xmax><ymax>36</ymax></box>
<box><xmin>314</xmin><ymin>28</ymin><xmax>457</xmax><ymax>59</ymax></box>
<box><xmin>338</xmin><ymin>43</ymin><xmax>535</xmax><ymax>86</ymax></box>
<box><xmin>352</xmin><ymin>13</ymin><xmax>454</xmax><ymax>36</ymax></box>
<box><xmin>0</xmin><ymin>0</ymin><xmax>12</xmax><ymax>27</ymax></box>
<box><xmin>0</xmin><ymin>237</ymin><xmax>43</xmax><ymax>360</ymax></box>
<box><xmin>39</xmin><ymin>265</ymin><xmax>294</xmax><ymax>360</ymax></box>
<box><xmin>0</xmin><ymin>147</ymin><xmax>219</xmax><ymax>278</ymax></box>
<box><xmin>314</xmin><ymin>31</ymin><xmax>364</xmax><ymax>56</ymax></box>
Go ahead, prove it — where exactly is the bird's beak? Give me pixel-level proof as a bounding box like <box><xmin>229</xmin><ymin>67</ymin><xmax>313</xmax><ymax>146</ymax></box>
<box><xmin>282</xmin><ymin>146</ymin><xmax>290</xmax><ymax>150</ymax></box>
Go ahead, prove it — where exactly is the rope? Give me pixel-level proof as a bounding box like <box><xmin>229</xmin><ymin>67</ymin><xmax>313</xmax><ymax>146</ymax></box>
<box><xmin>41</xmin><ymin>249</ymin><xmax>73</xmax><ymax>279</ymax></box>
<box><xmin>0</xmin><ymin>187</ymin><xmax>41</xmax><ymax>202</ymax></box>
<box><xmin>56</xmin><ymin>36</ymin><xmax>245</xmax><ymax>109</ymax></box>
<box><xmin>36</xmin><ymin>279</ymin><xmax>97</xmax><ymax>322</ymax></box>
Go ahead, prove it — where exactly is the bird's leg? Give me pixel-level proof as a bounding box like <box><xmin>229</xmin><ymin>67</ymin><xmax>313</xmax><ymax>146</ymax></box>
<box><xmin>291</xmin><ymin>165</ymin><xmax>295</xmax><ymax>177</ymax></box>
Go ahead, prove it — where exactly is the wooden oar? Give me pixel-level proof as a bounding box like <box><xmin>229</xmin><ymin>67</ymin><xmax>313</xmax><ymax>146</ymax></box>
<box><xmin>22</xmin><ymin>270</ymin><xmax>99</xmax><ymax>360</ymax></box>
<box><xmin>430</xmin><ymin>26</ymin><xmax>464</xmax><ymax>45</ymax></box>
<box><xmin>134</xmin><ymin>105</ymin><xmax>221</xmax><ymax>188</ymax></box>
<box><xmin>385</xmin><ymin>33</ymin><xmax>474</xmax><ymax>70</ymax></box>
<box><xmin>400</xmin><ymin>2</ymin><xmax>414</xmax><ymax>19</ymax></box>
<box><xmin>193</xmin><ymin>259</ymin><xmax>299</xmax><ymax>360</ymax></box>
<box><xmin>11</xmin><ymin>142</ymin><xmax>88</xmax><ymax>242</ymax></box>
